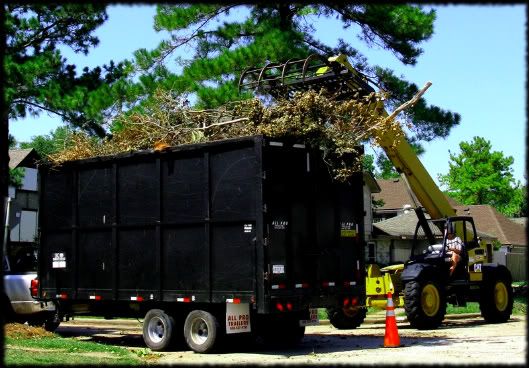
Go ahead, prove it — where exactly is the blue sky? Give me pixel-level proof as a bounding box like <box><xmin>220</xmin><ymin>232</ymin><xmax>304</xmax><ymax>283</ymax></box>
<box><xmin>8</xmin><ymin>4</ymin><xmax>527</xmax><ymax>187</ymax></box>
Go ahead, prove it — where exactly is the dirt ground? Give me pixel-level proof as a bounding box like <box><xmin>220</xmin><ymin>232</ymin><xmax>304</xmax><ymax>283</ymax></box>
<box><xmin>51</xmin><ymin>313</ymin><xmax>526</xmax><ymax>365</ymax></box>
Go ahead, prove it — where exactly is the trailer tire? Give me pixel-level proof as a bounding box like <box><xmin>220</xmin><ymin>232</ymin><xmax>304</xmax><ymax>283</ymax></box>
<box><xmin>404</xmin><ymin>278</ymin><xmax>446</xmax><ymax>329</ymax></box>
<box><xmin>143</xmin><ymin>309</ymin><xmax>176</xmax><ymax>351</ymax></box>
<box><xmin>327</xmin><ymin>306</ymin><xmax>366</xmax><ymax>329</ymax></box>
<box><xmin>184</xmin><ymin>310</ymin><xmax>221</xmax><ymax>353</ymax></box>
<box><xmin>479</xmin><ymin>269</ymin><xmax>513</xmax><ymax>323</ymax></box>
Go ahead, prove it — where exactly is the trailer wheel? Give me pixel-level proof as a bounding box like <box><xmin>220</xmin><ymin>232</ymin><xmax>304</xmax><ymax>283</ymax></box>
<box><xmin>327</xmin><ymin>306</ymin><xmax>366</xmax><ymax>329</ymax></box>
<box><xmin>143</xmin><ymin>309</ymin><xmax>175</xmax><ymax>351</ymax></box>
<box><xmin>404</xmin><ymin>279</ymin><xmax>446</xmax><ymax>329</ymax></box>
<box><xmin>479</xmin><ymin>269</ymin><xmax>513</xmax><ymax>323</ymax></box>
<box><xmin>184</xmin><ymin>310</ymin><xmax>221</xmax><ymax>353</ymax></box>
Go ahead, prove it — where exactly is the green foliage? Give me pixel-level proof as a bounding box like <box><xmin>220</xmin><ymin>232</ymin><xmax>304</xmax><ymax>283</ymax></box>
<box><xmin>19</xmin><ymin>126</ymin><xmax>74</xmax><ymax>160</ymax></box>
<box><xmin>5</xmin><ymin>335</ymin><xmax>142</xmax><ymax>365</ymax></box>
<box><xmin>5</xmin><ymin>4</ymin><xmax>128</xmax><ymax>137</ymax></box>
<box><xmin>376</xmin><ymin>153</ymin><xmax>400</xmax><ymax>179</ymax></box>
<box><xmin>9</xmin><ymin>167</ymin><xmax>25</xmax><ymax>187</ymax></box>
<box><xmin>122</xmin><ymin>4</ymin><xmax>459</xmax><ymax>149</ymax></box>
<box><xmin>439</xmin><ymin>137</ymin><xmax>522</xmax><ymax>217</ymax></box>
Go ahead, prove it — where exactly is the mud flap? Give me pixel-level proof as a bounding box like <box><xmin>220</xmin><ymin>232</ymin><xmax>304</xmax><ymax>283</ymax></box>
<box><xmin>299</xmin><ymin>308</ymin><xmax>319</xmax><ymax>326</ymax></box>
<box><xmin>226</xmin><ymin>303</ymin><xmax>251</xmax><ymax>334</ymax></box>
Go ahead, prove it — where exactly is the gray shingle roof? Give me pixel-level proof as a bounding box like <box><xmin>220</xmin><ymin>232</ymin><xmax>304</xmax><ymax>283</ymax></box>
<box><xmin>454</xmin><ymin>205</ymin><xmax>526</xmax><ymax>246</ymax></box>
<box><xmin>8</xmin><ymin>148</ymin><xmax>40</xmax><ymax>169</ymax></box>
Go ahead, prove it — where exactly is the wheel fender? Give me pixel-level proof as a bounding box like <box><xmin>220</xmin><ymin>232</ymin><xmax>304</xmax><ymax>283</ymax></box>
<box><xmin>401</xmin><ymin>263</ymin><xmax>437</xmax><ymax>283</ymax></box>
<box><xmin>481</xmin><ymin>264</ymin><xmax>512</xmax><ymax>283</ymax></box>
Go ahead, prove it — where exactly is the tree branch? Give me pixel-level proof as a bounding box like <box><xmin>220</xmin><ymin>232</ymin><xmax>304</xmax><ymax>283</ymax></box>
<box><xmin>385</xmin><ymin>81</ymin><xmax>432</xmax><ymax>122</ymax></box>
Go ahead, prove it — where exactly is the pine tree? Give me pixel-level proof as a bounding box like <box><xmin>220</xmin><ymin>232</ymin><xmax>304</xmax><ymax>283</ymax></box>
<box><xmin>5</xmin><ymin>4</ymin><xmax>128</xmax><ymax>138</ymax></box>
<box><xmin>125</xmin><ymin>4</ymin><xmax>460</xmax><ymax>145</ymax></box>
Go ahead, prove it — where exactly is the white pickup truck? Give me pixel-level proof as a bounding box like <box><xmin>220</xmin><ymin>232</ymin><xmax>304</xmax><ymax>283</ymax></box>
<box><xmin>3</xmin><ymin>197</ymin><xmax>58</xmax><ymax>331</ymax></box>
<box><xmin>3</xmin><ymin>252</ymin><xmax>58</xmax><ymax>330</ymax></box>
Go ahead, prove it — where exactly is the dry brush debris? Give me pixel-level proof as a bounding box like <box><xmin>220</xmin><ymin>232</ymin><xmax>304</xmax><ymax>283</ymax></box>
<box><xmin>48</xmin><ymin>88</ymin><xmax>405</xmax><ymax>181</ymax></box>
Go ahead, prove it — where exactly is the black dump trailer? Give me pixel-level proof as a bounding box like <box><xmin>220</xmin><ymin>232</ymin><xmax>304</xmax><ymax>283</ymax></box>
<box><xmin>36</xmin><ymin>135</ymin><xmax>366</xmax><ymax>352</ymax></box>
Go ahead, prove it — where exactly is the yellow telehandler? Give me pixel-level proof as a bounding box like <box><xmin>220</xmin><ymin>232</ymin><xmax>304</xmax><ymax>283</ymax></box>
<box><xmin>239</xmin><ymin>54</ymin><xmax>514</xmax><ymax>329</ymax></box>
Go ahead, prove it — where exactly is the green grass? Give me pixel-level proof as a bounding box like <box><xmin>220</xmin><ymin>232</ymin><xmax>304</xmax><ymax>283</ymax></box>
<box><xmin>5</xmin><ymin>335</ymin><xmax>144</xmax><ymax>366</ymax></box>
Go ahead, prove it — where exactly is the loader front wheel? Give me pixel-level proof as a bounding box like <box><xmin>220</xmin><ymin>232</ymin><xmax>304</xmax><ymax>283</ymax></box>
<box><xmin>479</xmin><ymin>269</ymin><xmax>513</xmax><ymax>323</ymax></box>
<box><xmin>404</xmin><ymin>279</ymin><xmax>446</xmax><ymax>329</ymax></box>
<box><xmin>327</xmin><ymin>306</ymin><xmax>366</xmax><ymax>329</ymax></box>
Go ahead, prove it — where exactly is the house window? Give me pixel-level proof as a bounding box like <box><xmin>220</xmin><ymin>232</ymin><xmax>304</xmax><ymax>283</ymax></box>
<box><xmin>367</xmin><ymin>242</ymin><xmax>376</xmax><ymax>263</ymax></box>
<box><xmin>10</xmin><ymin>210</ymin><xmax>38</xmax><ymax>242</ymax></box>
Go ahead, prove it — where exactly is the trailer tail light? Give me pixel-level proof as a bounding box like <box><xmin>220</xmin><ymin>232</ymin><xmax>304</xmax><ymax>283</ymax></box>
<box><xmin>343</xmin><ymin>280</ymin><xmax>356</xmax><ymax>287</ymax></box>
<box><xmin>56</xmin><ymin>292</ymin><xmax>68</xmax><ymax>299</ymax></box>
<box><xmin>286</xmin><ymin>302</ymin><xmax>293</xmax><ymax>311</ymax></box>
<box><xmin>322</xmin><ymin>281</ymin><xmax>335</xmax><ymax>288</ymax></box>
<box><xmin>30</xmin><ymin>279</ymin><xmax>39</xmax><ymax>298</ymax></box>
<box><xmin>275</xmin><ymin>302</ymin><xmax>285</xmax><ymax>312</ymax></box>
<box><xmin>89</xmin><ymin>295</ymin><xmax>102</xmax><ymax>301</ymax></box>
<box><xmin>343</xmin><ymin>297</ymin><xmax>350</xmax><ymax>307</ymax></box>
<box><xmin>131</xmin><ymin>296</ymin><xmax>144</xmax><ymax>302</ymax></box>
<box><xmin>226</xmin><ymin>298</ymin><xmax>241</xmax><ymax>304</ymax></box>
<box><xmin>351</xmin><ymin>296</ymin><xmax>359</xmax><ymax>306</ymax></box>
<box><xmin>295</xmin><ymin>282</ymin><xmax>310</xmax><ymax>289</ymax></box>
<box><xmin>271</xmin><ymin>283</ymin><xmax>286</xmax><ymax>290</ymax></box>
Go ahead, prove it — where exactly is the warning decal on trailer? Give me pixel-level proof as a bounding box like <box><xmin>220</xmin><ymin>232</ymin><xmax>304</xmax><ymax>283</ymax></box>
<box><xmin>226</xmin><ymin>303</ymin><xmax>251</xmax><ymax>334</ymax></box>
<box><xmin>340</xmin><ymin>222</ymin><xmax>357</xmax><ymax>237</ymax></box>
<box><xmin>52</xmin><ymin>253</ymin><xmax>67</xmax><ymax>269</ymax></box>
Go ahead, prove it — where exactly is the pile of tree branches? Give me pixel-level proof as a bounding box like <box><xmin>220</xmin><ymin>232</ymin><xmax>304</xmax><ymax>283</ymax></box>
<box><xmin>48</xmin><ymin>88</ymin><xmax>403</xmax><ymax>181</ymax></box>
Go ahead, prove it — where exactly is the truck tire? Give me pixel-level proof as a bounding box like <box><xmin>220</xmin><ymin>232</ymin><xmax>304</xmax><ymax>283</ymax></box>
<box><xmin>479</xmin><ymin>270</ymin><xmax>513</xmax><ymax>323</ymax></box>
<box><xmin>184</xmin><ymin>310</ymin><xmax>221</xmax><ymax>353</ymax></box>
<box><xmin>143</xmin><ymin>309</ymin><xmax>176</xmax><ymax>351</ymax></box>
<box><xmin>404</xmin><ymin>279</ymin><xmax>446</xmax><ymax>329</ymax></box>
<box><xmin>327</xmin><ymin>306</ymin><xmax>366</xmax><ymax>329</ymax></box>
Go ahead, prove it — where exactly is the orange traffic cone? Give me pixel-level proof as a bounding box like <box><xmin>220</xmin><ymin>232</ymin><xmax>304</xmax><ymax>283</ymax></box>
<box><xmin>383</xmin><ymin>291</ymin><xmax>401</xmax><ymax>348</ymax></box>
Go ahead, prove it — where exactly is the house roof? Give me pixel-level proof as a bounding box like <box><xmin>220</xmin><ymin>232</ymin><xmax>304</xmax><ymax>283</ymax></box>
<box><xmin>373</xmin><ymin>178</ymin><xmax>460</xmax><ymax>211</ymax></box>
<box><xmin>373</xmin><ymin>211</ymin><xmax>435</xmax><ymax>238</ymax></box>
<box><xmin>373</xmin><ymin>211</ymin><xmax>495</xmax><ymax>240</ymax></box>
<box><xmin>363</xmin><ymin>172</ymin><xmax>381</xmax><ymax>193</ymax></box>
<box><xmin>454</xmin><ymin>205</ymin><xmax>527</xmax><ymax>246</ymax></box>
<box><xmin>8</xmin><ymin>148</ymin><xmax>41</xmax><ymax>169</ymax></box>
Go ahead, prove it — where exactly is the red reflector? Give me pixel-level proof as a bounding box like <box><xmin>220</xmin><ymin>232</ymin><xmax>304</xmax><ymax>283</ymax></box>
<box><xmin>183</xmin><ymin>297</ymin><xmax>191</xmax><ymax>303</ymax></box>
<box><xmin>136</xmin><ymin>296</ymin><xmax>144</xmax><ymax>302</ymax></box>
<box><xmin>30</xmin><ymin>279</ymin><xmax>39</xmax><ymax>297</ymax></box>
<box><xmin>276</xmin><ymin>303</ymin><xmax>284</xmax><ymax>312</ymax></box>
<box><xmin>59</xmin><ymin>293</ymin><xmax>68</xmax><ymax>299</ymax></box>
<box><xmin>95</xmin><ymin>295</ymin><xmax>102</xmax><ymax>301</ymax></box>
<box><xmin>302</xmin><ymin>283</ymin><xmax>310</xmax><ymax>288</ymax></box>
<box><xmin>278</xmin><ymin>283</ymin><xmax>286</xmax><ymax>289</ymax></box>
<box><xmin>343</xmin><ymin>298</ymin><xmax>350</xmax><ymax>307</ymax></box>
<box><xmin>322</xmin><ymin>281</ymin><xmax>329</xmax><ymax>288</ymax></box>
<box><xmin>233</xmin><ymin>298</ymin><xmax>241</xmax><ymax>304</ymax></box>
<box><xmin>286</xmin><ymin>302</ymin><xmax>293</xmax><ymax>311</ymax></box>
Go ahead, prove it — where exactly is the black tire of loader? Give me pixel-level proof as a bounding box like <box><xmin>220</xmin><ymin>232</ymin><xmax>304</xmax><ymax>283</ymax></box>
<box><xmin>404</xmin><ymin>279</ymin><xmax>446</xmax><ymax>330</ymax></box>
<box><xmin>479</xmin><ymin>269</ymin><xmax>513</xmax><ymax>323</ymax></box>
<box><xmin>327</xmin><ymin>307</ymin><xmax>366</xmax><ymax>329</ymax></box>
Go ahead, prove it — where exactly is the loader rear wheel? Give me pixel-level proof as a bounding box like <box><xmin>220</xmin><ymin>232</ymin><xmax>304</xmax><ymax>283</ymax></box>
<box><xmin>184</xmin><ymin>310</ymin><xmax>221</xmax><ymax>353</ymax></box>
<box><xmin>404</xmin><ymin>279</ymin><xmax>446</xmax><ymax>329</ymax></box>
<box><xmin>143</xmin><ymin>309</ymin><xmax>176</xmax><ymax>351</ymax></box>
<box><xmin>479</xmin><ymin>270</ymin><xmax>513</xmax><ymax>323</ymax></box>
<box><xmin>327</xmin><ymin>306</ymin><xmax>366</xmax><ymax>329</ymax></box>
